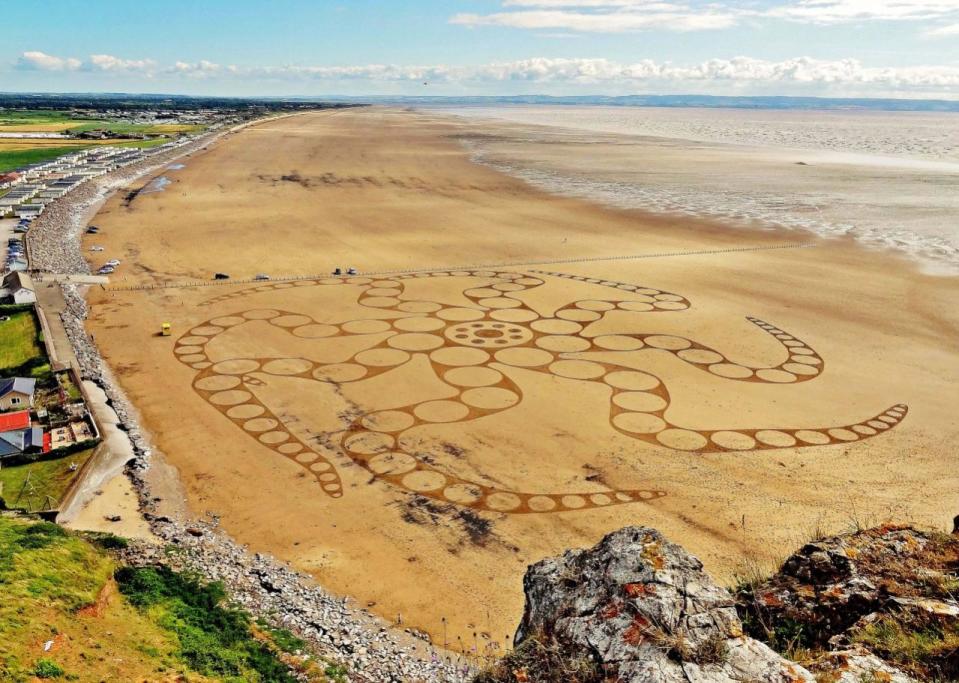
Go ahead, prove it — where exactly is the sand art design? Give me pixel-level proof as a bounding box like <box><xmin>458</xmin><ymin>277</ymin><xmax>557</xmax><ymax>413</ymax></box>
<box><xmin>174</xmin><ymin>270</ymin><xmax>907</xmax><ymax>514</ymax></box>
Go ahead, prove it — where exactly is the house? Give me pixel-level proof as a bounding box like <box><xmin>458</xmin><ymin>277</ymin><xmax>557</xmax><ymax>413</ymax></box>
<box><xmin>0</xmin><ymin>377</ymin><xmax>36</xmax><ymax>411</ymax></box>
<box><xmin>0</xmin><ymin>410</ymin><xmax>31</xmax><ymax>433</ymax></box>
<box><xmin>1</xmin><ymin>272</ymin><xmax>36</xmax><ymax>304</ymax></box>
<box><xmin>0</xmin><ymin>426</ymin><xmax>44</xmax><ymax>459</ymax></box>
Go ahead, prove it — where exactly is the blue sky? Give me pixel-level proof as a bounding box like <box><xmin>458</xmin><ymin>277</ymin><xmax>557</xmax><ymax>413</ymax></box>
<box><xmin>2</xmin><ymin>0</ymin><xmax>958</xmax><ymax>98</ymax></box>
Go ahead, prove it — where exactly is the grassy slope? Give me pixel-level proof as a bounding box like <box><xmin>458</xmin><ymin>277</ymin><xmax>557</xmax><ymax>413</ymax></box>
<box><xmin>0</xmin><ymin>310</ymin><xmax>50</xmax><ymax>380</ymax></box>
<box><xmin>0</xmin><ymin>449</ymin><xmax>95</xmax><ymax>512</ymax></box>
<box><xmin>0</xmin><ymin>516</ymin><xmax>348</xmax><ymax>682</ymax></box>
<box><xmin>0</xmin><ymin>517</ymin><xmax>202</xmax><ymax>682</ymax></box>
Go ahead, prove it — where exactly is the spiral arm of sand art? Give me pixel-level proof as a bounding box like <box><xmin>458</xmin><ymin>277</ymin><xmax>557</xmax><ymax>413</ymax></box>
<box><xmin>171</xmin><ymin>269</ymin><xmax>905</xmax><ymax>512</ymax></box>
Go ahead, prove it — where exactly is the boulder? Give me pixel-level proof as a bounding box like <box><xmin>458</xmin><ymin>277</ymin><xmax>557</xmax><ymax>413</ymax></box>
<box><xmin>513</xmin><ymin>526</ymin><xmax>814</xmax><ymax>682</ymax></box>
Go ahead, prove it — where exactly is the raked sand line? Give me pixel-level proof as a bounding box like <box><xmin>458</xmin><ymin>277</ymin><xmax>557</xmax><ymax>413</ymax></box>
<box><xmin>103</xmin><ymin>241</ymin><xmax>816</xmax><ymax>292</ymax></box>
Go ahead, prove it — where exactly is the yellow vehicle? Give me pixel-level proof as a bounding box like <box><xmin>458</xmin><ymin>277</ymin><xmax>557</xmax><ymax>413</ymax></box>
<box><xmin>161</xmin><ymin>322</ymin><xmax>171</xmax><ymax>337</ymax></box>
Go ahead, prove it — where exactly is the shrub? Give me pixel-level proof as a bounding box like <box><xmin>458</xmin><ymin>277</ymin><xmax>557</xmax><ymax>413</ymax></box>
<box><xmin>115</xmin><ymin>566</ymin><xmax>296</xmax><ymax>682</ymax></box>
<box><xmin>33</xmin><ymin>658</ymin><xmax>64</xmax><ymax>678</ymax></box>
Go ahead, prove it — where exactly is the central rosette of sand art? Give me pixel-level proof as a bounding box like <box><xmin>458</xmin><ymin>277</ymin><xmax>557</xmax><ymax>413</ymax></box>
<box><xmin>174</xmin><ymin>269</ymin><xmax>907</xmax><ymax>515</ymax></box>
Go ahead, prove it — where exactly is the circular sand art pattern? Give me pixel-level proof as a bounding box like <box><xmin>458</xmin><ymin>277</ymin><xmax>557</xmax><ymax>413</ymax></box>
<box><xmin>176</xmin><ymin>269</ymin><xmax>907</xmax><ymax>513</ymax></box>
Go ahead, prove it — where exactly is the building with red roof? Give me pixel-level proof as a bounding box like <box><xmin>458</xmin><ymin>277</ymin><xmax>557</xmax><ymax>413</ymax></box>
<box><xmin>0</xmin><ymin>410</ymin><xmax>31</xmax><ymax>433</ymax></box>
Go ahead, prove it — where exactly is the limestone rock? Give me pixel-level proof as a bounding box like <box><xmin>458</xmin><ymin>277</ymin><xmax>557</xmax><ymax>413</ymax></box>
<box><xmin>808</xmin><ymin>648</ymin><xmax>916</xmax><ymax>683</ymax></box>
<box><xmin>515</xmin><ymin>526</ymin><xmax>814</xmax><ymax>682</ymax></box>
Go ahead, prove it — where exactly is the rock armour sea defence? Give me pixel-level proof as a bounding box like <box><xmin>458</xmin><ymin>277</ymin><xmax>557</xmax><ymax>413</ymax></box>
<box><xmin>516</xmin><ymin>526</ymin><xmax>815</xmax><ymax>682</ymax></box>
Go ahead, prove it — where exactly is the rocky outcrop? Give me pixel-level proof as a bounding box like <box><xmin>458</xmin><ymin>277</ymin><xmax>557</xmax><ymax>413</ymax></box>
<box><xmin>511</xmin><ymin>527</ymin><xmax>814</xmax><ymax>682</ymax></box>
<box><xmin>738</xmin><ymin>525</ymin><xmax>959</xmax><ymax>682</ymax></box>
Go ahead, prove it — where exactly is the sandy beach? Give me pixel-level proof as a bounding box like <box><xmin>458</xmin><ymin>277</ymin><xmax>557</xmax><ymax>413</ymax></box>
<box><xmin>80</xmin><ymin>107</ymin><xmax>959</xmax><ymax>649</ymax></box>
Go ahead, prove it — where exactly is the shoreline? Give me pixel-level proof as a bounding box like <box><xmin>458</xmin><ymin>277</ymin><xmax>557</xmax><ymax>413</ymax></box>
<box><xmin>69</xmin><ymin>108</ymin><xmax>959</xmax><ymax>672</ymax></box>
<box><xmin>424</xmin><ymin>106</ymin><xmax>959</xmax><ymax>277</ymax></box>
<box><xmin>31</xmin><ymin>111</ymin><xmax>467</xmax><ymax>682</ymax></box>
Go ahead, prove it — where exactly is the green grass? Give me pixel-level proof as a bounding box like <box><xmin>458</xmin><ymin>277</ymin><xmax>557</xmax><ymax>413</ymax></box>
<box><xmin>116</xmin><ymin>566</ymin><xmax>298</xmax><ymax>682</ymax></box>
<box><xmin>0</xmin><ymin>146</ymin><xmax>91</xmax><ymax>173</ymax></box>
<box><xmin>0</xmin><ymin>449</ymin><xmax>95</xmax><ymax>512</ymax></box>
<box><xmin>0</xmin><ymin>310</ymin><xmax>50</xmax><ymax>380</ymax></box>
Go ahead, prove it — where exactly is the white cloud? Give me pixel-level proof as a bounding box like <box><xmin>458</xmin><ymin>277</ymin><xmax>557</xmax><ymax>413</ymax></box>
<box><xmin>768</xmin><ymin>0</ymin><xmax>959</xmax><ymax>23</ymax></box>
<box><xmin>12</xmin><ymin>52</ymin><xmax>959</xmax><ymax>98</ymax></box>
<box><xmin>16</xmin><ymin>51</ymin><xmax>82</xmax><ymax>71</ymax></box>
<box><xmin>451</xmin><ymin>5</ymin><xmax>738</xmax><ymax>32</ymax></box>
<box><xmin>925</xmin><ymin>20</ymin><xmax>959</xmax><ymax>33</ymax></box>
<box><xmin>451</xmin><ymin>0</ymin><xmax>959</xmax><ymax>33</ymax></box>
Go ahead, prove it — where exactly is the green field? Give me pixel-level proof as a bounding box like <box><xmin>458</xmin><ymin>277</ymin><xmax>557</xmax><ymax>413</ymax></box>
<box><xmin>0</xmin><ymin>146</ymin><xmax>89</xmax><ymax>173</ymax></box>
<box><xmin>0</xmin><ymin>310</ymin><xmax>49</xmax><ymax>379</ymax></box>
<box><xmin>0</xmin><ymin>449</ymin><xmax>94</xmax><ymax>512</ymax></box>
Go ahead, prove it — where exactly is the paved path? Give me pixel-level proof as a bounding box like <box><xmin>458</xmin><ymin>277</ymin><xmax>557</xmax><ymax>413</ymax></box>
<box><xmin>34</xmin><ymin>281</ymin><xmax>80</xmax><ymax>368</ymax></box>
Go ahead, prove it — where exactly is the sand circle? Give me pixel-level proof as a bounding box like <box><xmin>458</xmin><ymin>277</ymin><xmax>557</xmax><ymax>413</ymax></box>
<box><xmin>593</xmin><ymin>335</ymin><xmax>644</xmax><ymax>351</ymax></box>
<box><xmin>560</xmin><ymin>495</ymin><xmax>586</xmax><ymax>509</ymax></box>
<box><xmin>388</xmin><ymin>333</ymin><xmax>445</xmax><ymax>352</ymax></box>
<box><xmin>604</xmin><ymin>370</ymin><xmax>660</xmax><ymax>391</ymax></box>
<box><xmin>783</xmin><ymin>363</ymin><xmax>819</xmax><ymax>375</ymax></box>
<box><xmin>486</xmin><ymin>492</ymin><xmax>522</xmax><ymax>512</ymax></box>
<box><xmin>590</xmin><ymin>494</ymin><xmax>612</xmax><ymax>506</ymax></box>
<box><xmin>262</xmin><ymin>358</ymin><xmax>313</xmax><ymax>375</ymax></box>
<box><xmin>368</xmin><ymin>452</ymin><xmax>417</xmax><ymax>475</ymax></box>
<box><xmin>494</xmin><ymin>348</ymin><xmax>554</xmax><ymax>367</ymax></box>
<box><xmin>344</xmin><ymin>431</ymin><xmax>394</xmax><ymax>455</ymax></box>
<box><xmin>366</xmin><ymin>287</ymin><xmax>402</xmax><ymax>297</ymax></box>
<box><xmin>393</xmin><ymin>317</ymin><xmax>445</xmax><ymax>332</ymax></box>
<box><xmin>362</xmin><ymin>297</ymin><xmax>400</xmax><ymax>308</ymax></box>
<box><xmin>531</xmin><ymin>319</ymin><xmax>582</xmax><ymax>335</ymax></box>
<box><xmin>828</xmin><ymin>428</ymin><xmax>859</xmax><ymax>441</ymax></box>
<box><xmin>209</xmin><ymin>390</ymin><xmax>253</xmax><ymax>406</ymax></box>
<box><xmin>226</xmin><ymin>404</ymin><xmax>265</xmax><ymax>419</ymax></box>
<box><xmin>362</xmin><ymin>410</ymin><xmax>416</xmax><ymax>433</ymax></box>
<box><xmin>341</xmin><ymin>319</ymin><xmax>392</xmax><ymax>334</ymax></box>
<box><xmin>355</xmin><ymin>348</ymin><xmax>410</xmax><ymax>367</ymax></box>
<box><xmin>556</xmin><ymin>308</ymin><xmax>602</xmax><ymax>323</ymax></box>
<box><xmin>270</xmin><ymin>315</ymin><xmax>313</xmax><ymax>328</ymax></box>
<box><xmin>178</xmin><ymin>354</ymin><xmax>207</xmax><ymax>363</ymax></box>
<box><xmin>210</xmin><ymin>316</ymin><xmax>245</xmax><ymax>327</ymax></box>
<box><xmin>414</xmin><ymin>400</ymin><xmax>470</xmax><ymax>423</ymax></box>
<box><xmin>535</xmin><ymin>335</ymin><xmax>591</xmax><ymax>353</ymax></box>
<box><xmin>177</xmin><ymin>336</ymin><xmax>209</xmax><ymax>346</ymax></box>
<box><xmin>577</xmin><ymin>300</ymin><xmax>616</xmax><ymax>312</ymax></box>
<box><xmin>444</xmin><ymin>484</ymin><xmax>484</xmax><ymax>505</ymax></box>
<box><xmin>527</xmin><ymin>496</ymin><xmax>557</xmax><ymax>512</ymax></box>
<box><xmin>549</xmin><ymin>360</ymin><xmax>607</xmax><ymax>380</ymax></box>
<box><xmin>708</xmin><ymin>363</ymin><xmax>754</xmax><ymax>379</ymax></box>
<box><xmin>795</xmin><ymin>430</ymin><xmax>830</xmax><ymax>445</ymax></box>
<box><xmin>613</xmin><ymin>412</ymin><xmax>667</xmax><ymax>434</ymax></box>
<box><xmin>430</xmin><ymin>347</ymin><xmax>490</xmax><ymax>367</ymax></box>
<box><xmin>191</xmin><ymin>325</ymin><xmax>224</xmax><ymax>336</ymax></box>
<box><xmin>175</xmin><ymin>345</ymin><xmax>204</xmax><ymax>355</ymax></box>
<box><xmin>403</xmin><ymin>471</ymin><xmax>447</xmax><ymax>492</ymax></box>
<box><xmin>259</xmin><ymin>431</ymin><xmax>289</xmax><ymax>445</ymax></box>
<box><xmin>461</xmin><ymin>387</ymin><xmax>519</xmax><ymax>410</ymax></box>
<box><xmin>677</xmin><ymin>349</ymin><xmax>724</xmax><ymax>365</ymax></box>
<box><xmin>194</xmin><ymin>375</ymin><xmax>241</xmax><ymax>391</ymax></box>
<box><xmin>756</xmin><ymin>369</ymin><xmax>797</xmax><ymax>383</ymax></box>
<box><xmin>645</xmin><ymin>335</ymin><xmax>692</xmax><ymax>351</ymax></box>
<box><xmin>437</xmin><ymin>307</ymin><xmax>485</xmax><ymax>322</ymax></box>
<box><xmin>244</xmin><ymin>418</ymin><xmax>279</xmax><ymax>433</ymax></box>
<box><xmin>313</xmin><ymin>363</ymin><xmax>368</xmax><ymax>382</ymax></box>
<box><xmin>444</xmin><ymin>366</ymin><xmax>503</xmax><ymax>387</ymax></box>
<box><xmin>617</xmin><ymin>301</ymin><xmax>654</xmax><ymax>312</ymax></box>
<box><xmin>465</xmin><ymin>287</ymin><xmax>502</xmax><ymax>298</ymax></box>
<box><xmin>490</xmin><ymin>308</ymin><xmax>539</xmax><ymax>323</ymax></box>
<box><xmin>755</xmin><ymin>430</ymin><xmax>797</xmax><ymax>447</ymax></box>
<box><xmin>397</xmin><ymin>301</ymin><xmax>442</xmax><ymax>313</ymax></box>
<box><xmin>654</xmin><ymin>301</ymin><xmax>688</xmax><ymax>310</ymax></box>
<box><xmin>446</xmin><ymin>321</ymin><xmax>532</xmax><ymax>348</ymax></box>
<box><xmin>612</xmin><ymin>391</ymin><xmax>667</xmax><ymax>412</ymax></box>
<box><xmin>293</xmin><ymin>324</ymin><xmax>339</xmax><ymax>338</ymax></box>
<box><xmin>710</xmin><ymin>431</ymin><xmax>756</xmax><ymax>450</ymax></box>
<box><xmin>243</xmin><ymin>309</ymin><xmax>281</xmax><ymax>320</ymax></box>
<box><xmin>656</xmin><ymin>429</ymin><xmax>708</xmax><ymax>451</ymax></box>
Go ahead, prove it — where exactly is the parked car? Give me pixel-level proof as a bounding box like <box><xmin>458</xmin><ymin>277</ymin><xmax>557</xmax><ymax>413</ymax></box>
<box><xmin>254</xmin><ymin>273</ymin><xmax>270</xmax><ymax>281</ymax></box>
<box><xmin>214</xmin><ymin>272</ymin><xmax>230</xmax><ymax>280</ymax></box>
<box><xmin>347</xmin><ymin>267</ymin><xmax>358</xmax><ymax>275</ymax></box>
<box><xmin>97</xmin><ymin>266</ymin><xmax>115</xmax><ymax>274</ymax></box>
<box><xmin>85</xmin><ymin>225</ymin><xmax>100</xmax><ymax>234</ymax></box>
<box><xmin>105</xmin><ymin>259</ymin><xmax>121</xmax><ymax>267</ymax></box>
